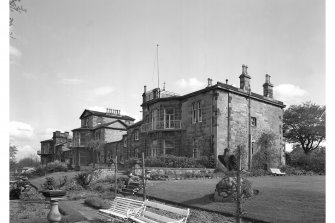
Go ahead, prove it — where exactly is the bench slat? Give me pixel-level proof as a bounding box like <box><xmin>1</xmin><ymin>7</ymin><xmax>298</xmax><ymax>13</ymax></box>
<box><xmin>144</xmin><ymin>200</ymin><xmax>189</xmax><ymax>216</ymax></box>
<box><xmin>130</xmin><ymin>215</ymin><xmax>159</xmax><ymax>223</ymax></box>
<box><xmin>143</xmin><ymin>210</ymin><xmax>178</xmax><ymax>223</ymax></box>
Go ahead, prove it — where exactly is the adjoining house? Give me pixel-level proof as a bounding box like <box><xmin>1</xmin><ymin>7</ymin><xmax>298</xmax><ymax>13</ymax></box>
<box><xmin>70</xmin><ymin>109</ymin><xmax>135</xmax><ymax>168</ymax></box>
<box><xmin>38</xmin><ymin>131</ymin><xmax>72</xmax><ymax>166</ymax></box>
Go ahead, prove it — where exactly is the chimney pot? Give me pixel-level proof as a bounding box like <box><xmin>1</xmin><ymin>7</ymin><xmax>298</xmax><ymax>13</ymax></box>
<box><xmin>144</xmin><ymin>85</ymin><xmax>147</xmax><ymax>93</ymax></box>
<box><xmin>207</xmin><ymin>78</ymin><xmax>212</xmax><ymax>87</ymax></box>
<box><xmin>226</xmin><ymin>79</ymin><xmax>228</xmax><ymax>84</ymax></box>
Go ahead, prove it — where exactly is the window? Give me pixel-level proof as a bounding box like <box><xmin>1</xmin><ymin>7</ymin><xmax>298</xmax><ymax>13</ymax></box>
<box><xmin>192</xmin><ymin>138</ymin><xmax>199</xmax><ymax>158</ymax></box>
<box><xmin>251</xmin><ymin>117</ymin><xmax>257</xmax><ymax>127</ymax></box>
<box><xmin>164</xmin><ymin>108</ymin><xmax>175</xmax><ymax>128</ymax></box>
<box><xmin>192</xmin><ymin>101</ymin><xmax>202</xmax><ymax>123</ymax></box>
<box><xmin>84</xmin><ymin>118</ymin><xmax>89</xmax><ymax>127</ymax></box>
<box><xmin>151</xmin><ymin>140</ymin><xmax>158</xmax><ymax>157</ymax></box>
<box><xmin>279</xmin><ymin>125</ymin><xmax>282</xmax><ymax>134</ymax></box>
<box><xmin>151</xmin><ymin>109</ymin><xmax>159</xmax><ymax>130</ymax></box>
<box><xmin>163</xmin><ymin>140</ymin><xmax>174</xmax><ymax>155</ymax></box>
<box><xmin>134</xmin><ymin>130</ymin><xmax>139</xmax><ymax>141</ymax></box>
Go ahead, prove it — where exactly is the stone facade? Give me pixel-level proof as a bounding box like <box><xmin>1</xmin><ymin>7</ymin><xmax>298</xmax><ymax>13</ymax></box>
<box><xmin>122</xmin><ymin>65</ymin><xmax>285</xmax><ymax>169</ymax></box>
<box><xmin>70</xmin><ymin>109</ymin><xmax>135</xmax><ymax>167</ymax></box>
<box><xmin>38</xmin><ymin>131</ymin><xmax>72</xmax><ymax>166</ymax></box>
<box><xmin>38</xmin><ymin>65</ymin><xmax>285</xmax><ymax>170</ymax></box>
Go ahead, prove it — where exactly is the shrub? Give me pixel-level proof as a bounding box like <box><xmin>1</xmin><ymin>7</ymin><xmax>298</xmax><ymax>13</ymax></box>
<box><xmin>287</xmin><ymin>146</ymin><xmax>325</xmax><ymax>174</ymax></box>
<box><xmin>34</xmin><ymin>165</ymin><xmax>47</xmax><ymax>177</ymax></box>
<box><xmin>10</xmin><ymin>188</ymin><xmax>21</xmax><ymax>200</ymax></box>
<box><xmin>92</xmin><ymin>182</ymin><xmax>111</xmax><ymax>192</ymax></box>
<box><xmin>150</xmin><ymin>173</ymin><xmax>168</xmax><ymax>180</ymax></box>
<box><xmin>243</xmin><ymin>168</ymin><xmax>268</xmax><ymax>177</ymax></box>
<box><xmin>75</xmin><ymin>172</ymin><xmax>93</xmax><ymax>189</ymax></box>
<box><xmin>252</xmin><ymin>132</ymin><xmax>278</xmax><ymax>170</ymax></box>
<box><xmin>46</xmin><ymin>160</ymin><xmax>68</xmax><ymax>173</ymax></box>
<box><xmin>143</xmin><ymin>155</ymin><xmax>216</xmax><ymax>168</ymax></box>
<box><xmin>240</xmin><ymin>179</ymin><xmax>253</xmax><ymax>198</ymax></box>
<box><xmin>84</xmin><ymin>196</ymin><xmax>109</xmax><ymax>209</ymax></box>
<box><xmin>20</xmin><ymin>188</ymin><xmax>44</xmax><ymax>201</ymax></box>
<box><xmin>60</xmin><ymin>179</ymin><xmax>84</xmax><ymax>191</ymax></box>
<box><xmin>41</xmin><ymin>177</ymin><xmax>57</xmax><ymax>190</ymax></box>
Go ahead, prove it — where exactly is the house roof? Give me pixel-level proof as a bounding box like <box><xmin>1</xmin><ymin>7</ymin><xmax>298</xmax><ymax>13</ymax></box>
<box><xmin>71</xmin><ymin>127</ymin><xmax>91</xmax><ymax>132</ymax></box>
<box><xmin>79</xmin><ymin>109</ymin><xmax>135</xmax><ymax>121</ymax></box>
<box><xmin>142</xmin><ymin>82</ymin><xmax>285</xmax><ymax>108</ymax></box>
<box><xmin>40</xmin><ymin>139</ymin><xmax>53</xmax><ymax>143</ymax></box>
<box><xmin>128</xmin><ymin>120</ymin><xmax>143</xmax><ymax>128</ymax></box>
<box><xmin>92</xmin><ymin>120</ymin><xmax>128</xmax><ymax>130</ymax></box>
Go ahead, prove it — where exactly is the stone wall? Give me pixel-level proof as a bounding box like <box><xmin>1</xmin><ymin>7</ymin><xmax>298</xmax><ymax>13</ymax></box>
<box><xmin>216</xmin><ymin>89</ymin><xmax>284</xmax><ymax>168</ymax></box>
<box><xmin>104</xmin><ymin>128</ymin><xmax>127</xmax><ymax>143</ymax></box>
<box><xmin>181</xmin><ymin>90</ymin><xmax>215</xmax><ymax>157</ymax></box>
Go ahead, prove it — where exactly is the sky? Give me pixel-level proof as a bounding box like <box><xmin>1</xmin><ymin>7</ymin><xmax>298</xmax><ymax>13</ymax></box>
<box><xmin>8</xmin><ymin>0</ymin><xmax>325</xmax><ymax>160</ymax></box>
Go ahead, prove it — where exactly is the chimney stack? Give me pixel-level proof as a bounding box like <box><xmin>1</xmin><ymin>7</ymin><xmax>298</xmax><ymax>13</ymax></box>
<box><xmin>239</xmin><ymin>64</ymin><xmax>251</xmax><ymax>92</ymax></box>
<box><xmin>263</xmin><ymin>74</ymin><xmax>274</xmax><ymax>98</ymax></box>
<box><xmin>226</xmin><ymin>79</ymin><xmax>228</xmax><ymax>84</ymax></box>
<box><xmin>207</xmin><ymin>78</ymin><xmax>212</xmax><ymax>87</ymax></box>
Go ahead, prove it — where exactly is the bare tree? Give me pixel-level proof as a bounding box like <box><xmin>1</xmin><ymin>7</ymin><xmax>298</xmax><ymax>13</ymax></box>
<box><xmin>10</xmin><ymin>0</ymin><xmax>26</xmax><ymax>38</ymax></box>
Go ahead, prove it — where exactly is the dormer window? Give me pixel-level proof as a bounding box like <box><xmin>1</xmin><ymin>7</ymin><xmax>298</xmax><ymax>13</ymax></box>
<box><xmin>84</xmin><ymin>118</ymin><xmax>89</xmax><ymax>127</ymax></box>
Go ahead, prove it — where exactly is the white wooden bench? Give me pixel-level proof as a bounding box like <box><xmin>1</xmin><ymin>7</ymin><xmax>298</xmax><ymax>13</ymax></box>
<box><xmin>269</xmin><ymin>168</ymin><xmax>286</xmax><ymax>176</ymax></box>
<box><xmin>99</xmin><ymin>196</ymin><xmax>144</xmax><ymax>221</ymax></box>
<box><xmin>129</xmin><ymin>200</ymin><xmax>190</xmax><ymax>223</ymax></box>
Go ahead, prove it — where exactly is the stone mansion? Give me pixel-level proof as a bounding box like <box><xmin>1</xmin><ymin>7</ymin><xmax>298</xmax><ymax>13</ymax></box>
<box><xmin>38</xmin><ymin>65</ymin><xmax>286</xmax><ymax>169</ymax></box>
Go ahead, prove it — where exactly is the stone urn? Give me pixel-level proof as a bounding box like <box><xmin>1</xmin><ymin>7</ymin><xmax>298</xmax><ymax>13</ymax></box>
<box><xmin>42</xmin><ymin>190</ymin><xmax>66</xmax><ymax>223</ymax></box>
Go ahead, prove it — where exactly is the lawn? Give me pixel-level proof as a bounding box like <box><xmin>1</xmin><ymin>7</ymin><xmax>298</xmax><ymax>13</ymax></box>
<box><xmin>144</xmin><ymin>175</ymin><xmax>325</xmax><ymax>223</ymax></box>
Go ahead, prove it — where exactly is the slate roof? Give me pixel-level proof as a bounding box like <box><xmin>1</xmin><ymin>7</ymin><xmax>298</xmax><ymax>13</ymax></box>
<box><xmin>92</xmin><ymin>120</ymin><xmax>128</xmax><ymax>130</ymax></box>
<box><xmin>142</xmin><ymin>82</ymin><xmax>285</xmax><ymax>108</ymax></box>
<box><xmin>79</xmin><ymin>109</ymin><xmax>135</xmax><ymax>121</ymax></box>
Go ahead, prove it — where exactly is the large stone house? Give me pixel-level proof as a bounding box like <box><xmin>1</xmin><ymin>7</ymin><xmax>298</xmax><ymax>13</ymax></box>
<box><xmin>39</xmin><ymin>65</ymin><xmax>285</xmax><ymax>169</ymax></box>
<box><xmin>120</xmin><ymin>65</ymin><xmax>285</xmax><ymax>169</ymax></box>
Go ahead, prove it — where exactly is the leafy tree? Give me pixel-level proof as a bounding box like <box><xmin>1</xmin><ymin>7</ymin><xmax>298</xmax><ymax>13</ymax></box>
<box><xmin>87</xmin><ymin>139</ymin><xmax>105</xmax><ymax>169</ymax></box>
<box><xmin>10</xmin><ymin>145</ymin><xmax>18</xmax><ymax>169</ymax></box>
<box><xmin>283</xmin><ymin>102</ymin><xmax>325</xmax><ymax>154</ymax></box>
<box><xmin>253</xmin><ymin>131</ymin><xmax>277</xmax><ymax>170</ymax></box>
<box><xmin>18</xmin><ymin>155</ymin><xmax>40</xmax><ymax>168</ymax></box>
<box><xmin>10</xmin><ymin>0</ymin><xmax>26</xmax><ymax>38</ymax></box>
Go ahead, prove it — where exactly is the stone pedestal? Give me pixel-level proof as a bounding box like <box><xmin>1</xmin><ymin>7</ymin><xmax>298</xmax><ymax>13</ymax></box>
<box><xmin>42</xmin><ymin>190</ymin><xmax>66</xmax><ymax>223</ymax></box>
<box><xmin>46</xmin><ymin>198</ymin><xmax>63</xmax><ymax>223</ymax></box>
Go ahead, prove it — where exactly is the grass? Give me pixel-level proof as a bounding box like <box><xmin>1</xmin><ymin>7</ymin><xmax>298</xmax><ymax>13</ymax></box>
<box><xmin>143</xmin><ymin>175</ymin><xmax>325</xmax><ymax>223</ymax></box>
<box><xmin>10</xmin><ymin>201</ymin><xmax>50</xmax><ymax>221</ymax></box>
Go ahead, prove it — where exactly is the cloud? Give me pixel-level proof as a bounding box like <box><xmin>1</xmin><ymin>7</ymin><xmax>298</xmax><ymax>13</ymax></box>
<box><xmin>60</xmin><ymin>78</ymin><xmax>85</xmax><ymax>85</ymax></box>
<box><xmin>10</xmin><ymin>121</ymin><xmax>34</xmax><ymax>141</ymax></box>
<box><xmin>274</xmin><ymin>84</ymin><xmax>308</xmax><ymax>106</ymax></box>
<box><xmin>93</xmin><ymin>86</ymin><xmax>115</xmax><ymax>96</ymax></box>
<box><xmin>16</xmin><ymin>145</ymin><xmax>40</xmax><ymax>161</ymax></box>
<box><xmin>88</xmin><ymin>106</ymin><xmax>106</xmax><ymax>112</ymax></box>
<box><xmin>36</xmin><ymin>128</ymin><xmax>62</xmax><ymax>141</ymax></box>
<box><xmin>10</xmin><ymin>45</ymin><xmax>22</xmax><ymax>58</ymax></box>
<box><xmin>175</xmin><ymin>78</ymin><xmax>206</xmax><ymax>92</ymax></box>
<box><xmin>10</xmin><ymin>45</ymin><xmax>22</xmax><ymax>64</ymax></box>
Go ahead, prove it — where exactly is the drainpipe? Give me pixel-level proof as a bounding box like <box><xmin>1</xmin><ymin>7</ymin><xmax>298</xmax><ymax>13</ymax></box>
<box><xmin>248</xmin><ymin>90</ymin><xmax>252</xmax><ymax>170</ymax></box>
<box><xmin>227</xmin><ymin>90</ymin><xmax>230</xmax><ymax>149</ymax></box>
<box><xmin>226</xmin><ymin>79</ymin><xmax>230</xmax><ymax>150</ymax></box>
